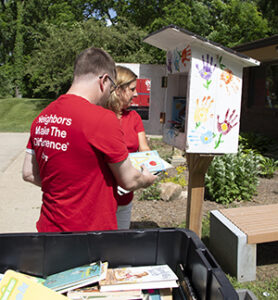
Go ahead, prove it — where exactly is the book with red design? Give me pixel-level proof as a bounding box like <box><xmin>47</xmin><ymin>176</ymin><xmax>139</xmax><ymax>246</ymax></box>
<box><xmin>117</xmin><ymin>150</ymin><xmax>173</xmax><ymax>195</ymax></box>
<box><xmin>129</xmin><ymin>150</ymin><xmax>172</xmax><ymax>174</ymax></box>
<box><xmin>99</xmin><ymin>265</ymin><xmax>178</xmax><ymax>292</ymax></box>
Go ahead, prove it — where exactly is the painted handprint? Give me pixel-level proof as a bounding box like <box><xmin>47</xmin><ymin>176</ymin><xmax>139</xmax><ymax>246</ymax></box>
<box><xmin>196</xmin><ymin>54</ymin><xmax>217</xmax><ymax>89</ymax></box>
<box><xmin>181</xmin><ymin>45</ymin><xmax>191</xmax><ymax>67</ymax></box>
<box><xmin>189</xmin><ymin>127</ymin><xmax>215</xmax><ymax>147</ymax></box>
<box><xmin>215</xmin><ymin>108</ymin><xmax>238</xmax><ymax>149</ymax></box>
<box><xmin>220</xmin><ymin>68</ymin><xmax>240</xmax><ymax>95</ymax></box>
<box><xmin>194</xmin><ymin>96</ymin><xmax>214</xmax><ymax>128</ymax></box>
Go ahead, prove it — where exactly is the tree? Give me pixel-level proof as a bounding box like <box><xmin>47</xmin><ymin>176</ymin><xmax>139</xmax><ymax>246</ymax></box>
<box><xmin>205</xmin><ymin>0</ymin><xmax>269</xmax><ymax>47</ymax></box>
<box><xmin>13</xmin><ymin>0</ymin><xmax>24</xmax><ymax>97</ymax></box>
<box><xmin>0</xmin><ymin>0</ymin><xmax>276</xmax><ymax>98</ymax></box>
<box><xmin>255</xmin><ymin>0</ymin><xmax>278</xmax><ymax>35</ymax></box>
<box><xmin>0</xmin><ymin>0</ymin><xmax>90</xmax><ymax>97</ymax></box>
<box><xmin>26</xmin><ymin>18</ymin><xmax>161</xmax><ymax>99</ymax></box>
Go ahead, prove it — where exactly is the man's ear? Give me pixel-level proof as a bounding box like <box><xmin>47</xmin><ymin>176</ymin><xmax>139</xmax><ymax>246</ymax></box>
<box><xmin>99</xmin><ymin>75</ymin><xmax>105</xmax><ymax>92</ymax></box>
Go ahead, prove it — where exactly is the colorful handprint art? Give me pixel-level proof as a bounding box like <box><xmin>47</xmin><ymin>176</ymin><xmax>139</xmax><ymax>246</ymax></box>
<box><xmin>181</xmin><ymin>45</ymin><xmax>191</xmax><ymax>67</ymax></box>
<box><xmin>214</xmin><ymin>108</ymin><xmax>238</xmax><ymax>149</ymax></box>
<box><xmin>189</xmin><ymin>126</ymin><xmax>215</xmax><ymax>147</ymax></box>
<box><xmin>218</xmin><ymin>56</ymin><xmax>240</xmax><ymax>95</ymax></box>
<box><xmin>220</xmin><ymin>68</ymin><xmax>240</xmax><ymax>95</ymax></box>
<box><xmin>196</xmin><ymin>54</ymin><xmax>217</xmax><ymax>89</ymax></box>
<box><xmin>194</xmin><ymin>96</ymin><xmax>214</xmax><ymax>129</ymax></box>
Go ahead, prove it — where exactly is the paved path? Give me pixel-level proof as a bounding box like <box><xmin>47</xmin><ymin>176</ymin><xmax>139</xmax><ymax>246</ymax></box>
<box><xmin>0</xmin><ymin>133</ymin><xmax>41</xmax><ymax>233</ymax></box>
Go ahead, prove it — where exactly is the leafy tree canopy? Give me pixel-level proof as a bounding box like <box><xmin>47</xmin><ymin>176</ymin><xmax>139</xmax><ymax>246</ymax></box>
<box><xmin>0</xmin><ymin>0</ymin><xmax>276</xmax><ymax>98</ymax></box>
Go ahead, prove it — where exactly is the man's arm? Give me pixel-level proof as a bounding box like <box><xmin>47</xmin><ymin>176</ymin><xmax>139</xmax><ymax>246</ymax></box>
<box><xmin>22</xmin><ymin>152</ymin><xmax>41</xmax><ymax>187</ymax></box>
<box><xmin>108</xmin><ymin>157</ymin><xmax>157</xmax><ymax>191</ymax></box>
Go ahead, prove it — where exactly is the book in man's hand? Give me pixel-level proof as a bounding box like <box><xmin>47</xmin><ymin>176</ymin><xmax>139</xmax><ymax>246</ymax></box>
<box><xmin>43</xmin><ymin>261</ymin><xmax>108</xmax><ymax>294</ymax></box>
<box><xmin>117</xmin><ymin>150</ymin><xmax>173</xmax><ymax>196</ymax></box>
<box><xmin>129</xmin><ymin>150</ymin><xmax>173</xmax><ymax>174</ymax></box>
<box><xmin>99</xmin><ymin>265</ymin><xmax>178</xmax><ymax>292</ymax></box>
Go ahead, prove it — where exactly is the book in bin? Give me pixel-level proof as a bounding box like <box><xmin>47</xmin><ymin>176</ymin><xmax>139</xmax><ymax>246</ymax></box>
<box><xmin>67</xmin><ymin>287</ymin><xmax>173</xmax><ymax>299</ymax></box>
<box><xmin>67</xmin><ymin>285</ymin><xmax>143</xmax><ymax>299</ymax></box>
<box><xmin>0</xmin><ymin>270</ymin><xmax>67</xmax><ymax>299</ymax></box>
<box><xmin>99</xmin><ymin>265</ymin><xmax>178</xmax><ymax>292</ymax></box>
<box><xmin>43</xmin><ymin>261</ymin><xmax>108</xmax><ymax>293</ymax></box>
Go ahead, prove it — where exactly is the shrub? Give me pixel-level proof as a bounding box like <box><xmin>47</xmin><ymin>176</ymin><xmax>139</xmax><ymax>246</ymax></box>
<box><xmin>239</xmin><ymin>132</ymin><xmax>276</xmax><ymax>155</ymax></box>
<box><xmin>239</xmin><ymin>132</ymin><xmax>278</xmax><ymax>178</ymax></box>
<box><xmin>138</xmin><ymin>183</ymin><xmax>161</xmax><ymax>201</ymax></box>
<box><xmin>205</xmin><ymin>146</ymin><xmax>260</xmax><ymax>204</ymax></box>
<box><xmin>258</xmin><ymin>155</ymin><xmax>278</xmax><ymax>178</ymax></box>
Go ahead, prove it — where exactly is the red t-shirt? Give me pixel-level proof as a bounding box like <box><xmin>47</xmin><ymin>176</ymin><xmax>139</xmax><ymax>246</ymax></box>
<box><xmin>116</xmin><ymin>110</ymin><xmax>145</xmax><ymax>206</ymax></box>
<box><xmin>27</xmin><ymin>94</ymin><xmax>128</xmax><ymax>232</ymax></box>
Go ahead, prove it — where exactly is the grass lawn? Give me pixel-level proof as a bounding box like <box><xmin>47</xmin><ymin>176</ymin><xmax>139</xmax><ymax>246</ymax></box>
<box><xmin>0</xmin><ymin>98</ymin><xmax>52</xmax><ymax>132</ymax></box>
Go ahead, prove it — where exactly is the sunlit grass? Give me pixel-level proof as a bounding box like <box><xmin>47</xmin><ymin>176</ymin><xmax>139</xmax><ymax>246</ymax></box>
<box><xmin>0</xmin><ymin>98</ymin><xmax>51</xmax><ymax>132</ymax></box>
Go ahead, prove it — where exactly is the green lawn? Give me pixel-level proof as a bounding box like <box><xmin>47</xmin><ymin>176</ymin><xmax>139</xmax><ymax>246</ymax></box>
<box><xmin>0</xmin><ymin>98</ymin><xmax>52</xmax><ymax>132</ymax></box>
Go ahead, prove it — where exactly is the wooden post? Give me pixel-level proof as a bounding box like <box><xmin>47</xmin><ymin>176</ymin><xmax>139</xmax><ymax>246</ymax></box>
<box><xmin>186</xmin><ymin>153</ymin><xmax>214</xmax><ymax>237</ymax></box>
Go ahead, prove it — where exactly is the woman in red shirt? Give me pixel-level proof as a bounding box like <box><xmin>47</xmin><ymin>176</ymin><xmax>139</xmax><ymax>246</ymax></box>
<box><xmin>106</xmin><ymin>66</ymin><xmax>150</xmax><ymax>229</ymax></box>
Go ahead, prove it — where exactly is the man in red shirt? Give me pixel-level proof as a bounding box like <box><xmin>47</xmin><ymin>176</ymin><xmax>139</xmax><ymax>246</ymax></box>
<box><xmin>22</xmin><ymin>47</ymin><xmax>156</xmax><ymax>232</ymax></box>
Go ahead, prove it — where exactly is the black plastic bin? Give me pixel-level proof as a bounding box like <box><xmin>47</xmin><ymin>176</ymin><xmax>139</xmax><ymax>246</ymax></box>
<box><xmin>0</xmin><ymin>228</ymin><xmax>238</xmax><ymax>299</ymax></box>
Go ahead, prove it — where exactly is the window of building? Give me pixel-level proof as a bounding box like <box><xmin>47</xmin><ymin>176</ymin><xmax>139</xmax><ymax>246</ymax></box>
<box><xmin>247</xmin><ymin>62</ymin><xmax>278</xmax><ymax>109</ymax></box>
<box><xmin>266</xmin><ymin>63</ymin><xmax>278</xmax><ymax>109</ymax></box>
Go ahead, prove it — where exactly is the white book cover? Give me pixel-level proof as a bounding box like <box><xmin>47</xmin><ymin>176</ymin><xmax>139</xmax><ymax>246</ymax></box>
<box><xmin>99</xmin><ymin>265</ymin><xmax>178</xmax><ymax>292</ymax></box>
<box><xmin>117</xmin><ymin>151</ymin><xmax>173</xmax><ymax>195</ymax></box>
<box><xmin>129</xmin><ymin>150</ymin><xmax>173</xmax><ymax>174</ymax></box>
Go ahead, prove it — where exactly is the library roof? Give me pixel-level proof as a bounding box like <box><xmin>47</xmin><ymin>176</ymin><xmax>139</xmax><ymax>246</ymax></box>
<box><xmin>143</xmin><ymin>25</ymin><xmax>260</xmax><ymax>68</ymax></box>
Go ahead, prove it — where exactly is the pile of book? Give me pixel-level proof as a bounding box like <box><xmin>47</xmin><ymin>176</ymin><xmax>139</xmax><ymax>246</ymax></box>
<box><xmin>0</xmin><ymin>262</ymin><xmax>184</xmax><ymax>300</ymax></box>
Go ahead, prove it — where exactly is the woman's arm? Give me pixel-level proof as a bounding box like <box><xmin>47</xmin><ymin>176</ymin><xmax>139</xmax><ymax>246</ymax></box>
<box><xmin>138</xmin><ymin>131</ymin><xmax>150</xmax><ymax>152</ymax></box>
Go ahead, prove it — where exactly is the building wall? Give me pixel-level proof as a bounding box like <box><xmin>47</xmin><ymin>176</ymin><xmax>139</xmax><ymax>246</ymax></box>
<box><xmin>240</xmin><ymin>68</ymin><xmax>278</xmax><ymax>139</ymax></box>
<box><xmin>236</xmin><ymin>40</ymin><xmax>278</xmax><ymax>139</ymax></box>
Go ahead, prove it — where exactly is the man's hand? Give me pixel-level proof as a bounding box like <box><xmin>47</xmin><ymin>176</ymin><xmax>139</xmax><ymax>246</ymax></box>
<box><xmin>140</xmin><ymin>165</ymin><xmax>157</xmax><ymax>188</ymax></box>
<box><xmin>109</xmin><ymin>158</ymin><xmax>157</xmax><ymax>191</ymax></box>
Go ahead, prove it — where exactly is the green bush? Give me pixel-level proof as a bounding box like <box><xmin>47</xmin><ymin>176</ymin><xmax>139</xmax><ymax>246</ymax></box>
<box><xmin>258</xmin><ymin>155</ymin><xmax>278</xmax><ymax>178</ymax></box>
<box><xmin>239</xmin><ymin>132</ymin><xmax>276</xmax><ymax>155</ymax></box>
<box><xmin>205</xmin><ymin>146</ymin><xmax>260</xmax><ymax>204</ymax></box>
<box><xmin>239</xmin><ymin>132</ymin><xmax>278</xmax><ymax>178</ymax></box>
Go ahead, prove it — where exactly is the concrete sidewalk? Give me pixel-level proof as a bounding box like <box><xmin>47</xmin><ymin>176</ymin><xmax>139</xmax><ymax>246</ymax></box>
<box><xmin>0</xmin><ymin>133</ymin><xmax>41</xmax><ymax>233</ymax></box>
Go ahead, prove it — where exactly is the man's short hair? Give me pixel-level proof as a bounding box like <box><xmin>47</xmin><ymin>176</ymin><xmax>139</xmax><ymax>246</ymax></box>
<box><xmin>73</xmin><ymin>47</ymin><xmax>116</xmax><ymax>80</ymax></box>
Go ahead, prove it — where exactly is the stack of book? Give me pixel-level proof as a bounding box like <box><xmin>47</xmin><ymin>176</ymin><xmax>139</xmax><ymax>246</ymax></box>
<box><xmin>0</xmin><ymin>263</ymin><xmax>179</xmax><ymax>300</ymax></box>
<box><xmin>67</xmin><ymin>264</ymin><xmax>178</xmax><ymax>299</ymax></box>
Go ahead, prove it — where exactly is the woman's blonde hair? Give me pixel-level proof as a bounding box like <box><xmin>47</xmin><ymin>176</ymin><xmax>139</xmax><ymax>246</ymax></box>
<box><xmin>105</xmin><ymin>66</ymin><xmax>137</xmax><ymax>115</ymax></box>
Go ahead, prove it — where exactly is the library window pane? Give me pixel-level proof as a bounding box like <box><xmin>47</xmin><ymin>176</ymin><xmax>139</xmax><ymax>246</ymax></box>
<box><xmin>266</xmin><ymin>63</ymin><xmax>278</xmax><ymax>109</ymax></box>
